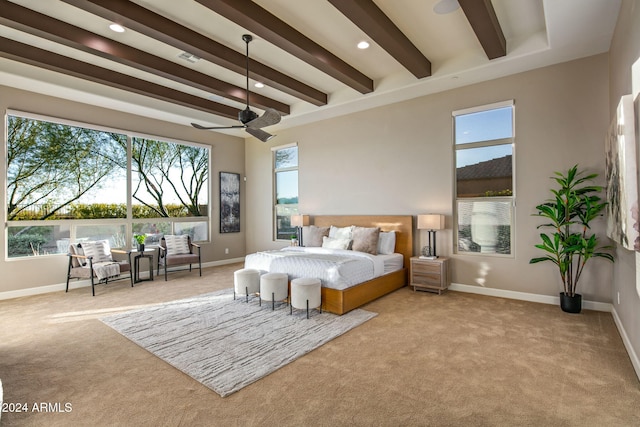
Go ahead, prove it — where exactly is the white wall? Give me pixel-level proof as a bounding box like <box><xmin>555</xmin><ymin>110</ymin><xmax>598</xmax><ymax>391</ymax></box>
<box><xmin>0</xmin><ymin>85</ymin><xmax>246</xmax><ymax>294</ymax></box>
<box><xmin>608</xmin><ymin>0</ymin><xmax>640</xmax><ymax>378</ymax></box>
<box><xmin>246</xmin><ymin>53</ymin><xmax>612</xmax><ymax>302</ymax></box>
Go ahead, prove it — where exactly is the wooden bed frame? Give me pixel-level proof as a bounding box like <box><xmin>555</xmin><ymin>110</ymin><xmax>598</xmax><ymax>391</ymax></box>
<box><xmin>311</xmin><ymin>215</ymin><xmax>413</xmax><ymax>315</ymax></box>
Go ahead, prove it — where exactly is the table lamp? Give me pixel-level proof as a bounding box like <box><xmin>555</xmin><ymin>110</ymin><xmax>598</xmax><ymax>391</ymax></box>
<box><xmin>417</xmin><ymin>214</ymin><xmax>445</xmax><ymax>259</ymax></box>
<box><xmin>290</xmin><ymin>214</ymin><xmax>310</xmax><ymax>246</ymax></box>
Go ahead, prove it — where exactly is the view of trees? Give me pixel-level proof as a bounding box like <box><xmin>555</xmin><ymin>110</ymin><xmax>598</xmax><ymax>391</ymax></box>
<box><xmin>7</xmin><ymin>115</ymin><xmax>209</xmax><ymax>221</ymax></box>
<box><xmin>131</xmin><ymin>138</ymin><xmax>208</xmax><ymax>218</ymax></box>
<box><xmin>6</xmin><ymin>114</ymin><xmax>210</xmax><ymax>258</ymax></box>
<box><xmin>7</xmin><ymin>116</ymin><xmax>126</xmax><ymax>220</ymax></box>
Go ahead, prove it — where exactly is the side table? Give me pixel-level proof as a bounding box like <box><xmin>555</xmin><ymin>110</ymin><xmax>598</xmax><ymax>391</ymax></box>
<box><xmin>134</xmin><ymin>252</ymin><xmax>154</xmax><ymax>283</ymax></box>
<box><xmin>409</xmin><ymin>256</ymin><xmax>450</xmax><ymax>294</ymax></box>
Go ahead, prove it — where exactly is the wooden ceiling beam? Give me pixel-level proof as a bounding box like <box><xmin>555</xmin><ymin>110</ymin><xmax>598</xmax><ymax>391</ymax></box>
<box><xmin>0</xmin><ymin>1</ymin><xmax>289</xmax><ymax>115</ymax></box>
<box><xmin>195</xmin><ymin>0</ymin><xmax>374</xmax><ymax>94</ymax></box>
<box><xmin>61</xmin><ymin>0</ymin><xmax>327</xmax><ymax>106</ymax></box>
<box><xmin>0</xmin><ymin>37</ymin><xmax>240</xmax><ymax>120</ymax></box>
<box><xmin>328</xmin><ymin>0</ymin><xmax>431</xmax><ymax>79</ymax></box>
<box><xmin>459</xmin><ymin>0</ymin><xmax>507</xmax><ymax>60</ymax></box>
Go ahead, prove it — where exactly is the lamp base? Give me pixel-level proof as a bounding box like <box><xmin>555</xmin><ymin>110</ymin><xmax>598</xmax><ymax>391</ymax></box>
<box><xmin>419</xmin><ymin>255</ymin><xmax>438</xmax><ymax>260</ymax></box>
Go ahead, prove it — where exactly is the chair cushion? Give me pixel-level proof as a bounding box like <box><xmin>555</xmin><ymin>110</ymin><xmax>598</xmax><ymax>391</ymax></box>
<box><xmin>165</xmin><ymin>235</ymin><xmax>191</xmax><ymax>255</ymax></box>
<box><xmin>165</xmin><ymin>253</ymin><xmax>199</xmax><ymax>266</ymax></box>
<box><xmin>79</xmin><ymin>240</ymin><xmax>113</xmax><ymax>263</ymax></box>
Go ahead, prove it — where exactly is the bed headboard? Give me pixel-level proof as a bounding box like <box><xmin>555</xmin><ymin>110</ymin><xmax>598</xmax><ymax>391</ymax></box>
<box><xmin>311</xmin><ymin>215</ymin><xmax>414</xmax><ymax>268</ymax></box>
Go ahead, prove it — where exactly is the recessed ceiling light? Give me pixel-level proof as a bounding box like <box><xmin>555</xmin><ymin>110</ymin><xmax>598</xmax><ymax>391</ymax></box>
<box><xmin>254</xmin><ymin>82</ymin><xmax>264</xmax><ymax>88</ymax></box>
<box><xmin>433</xmin><ymin>0</ymin><xmax>460</xmax><ymax>15</ymax></box>
<box><xmin>109</xmin><ymin>23</ymin><xmax>125</xmax><ymax>33</ymax></box>
<box><xmin>357</xmin><ymin>41</ymin><xmax>370</xmax><ymax>50</ymax></box>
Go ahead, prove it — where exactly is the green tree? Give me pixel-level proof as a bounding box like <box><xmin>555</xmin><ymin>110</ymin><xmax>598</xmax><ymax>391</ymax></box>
<box><xmin>7</xmin><ymin>116</ymin><xmax>126</xmax><ymax>220</ymax></box>
<box><xmin>131</xmin><ymin>138</ymin><xmax>208</xmax><ymax>217</ymax></box>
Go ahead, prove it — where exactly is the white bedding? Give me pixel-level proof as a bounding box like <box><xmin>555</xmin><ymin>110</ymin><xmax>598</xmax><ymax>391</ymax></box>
<box><xmin>244</xmin><ymin>246</ymin><xmax>402</xmax><ymax>291</ymax></box>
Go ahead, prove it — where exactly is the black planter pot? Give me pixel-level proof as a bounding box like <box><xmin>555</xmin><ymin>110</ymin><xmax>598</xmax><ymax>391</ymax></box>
<box><xmin>560</xmin><ymin>292</ymin><xmax>582</xmax><ymax>313</ymax></box>
<box><xmin>137</xmin><ymin>243</ymin><xmax>145</xmax><ymax>252</ymax></box>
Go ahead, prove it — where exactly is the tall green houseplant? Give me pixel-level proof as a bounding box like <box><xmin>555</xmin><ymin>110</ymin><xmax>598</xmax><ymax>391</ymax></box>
<box><xmin>530</xmin><ymin>165</ymin><xmax>614</xmax><ymax>312</ymax></box>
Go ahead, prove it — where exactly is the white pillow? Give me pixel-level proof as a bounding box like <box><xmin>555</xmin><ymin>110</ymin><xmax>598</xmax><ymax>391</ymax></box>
<box><xmin>80</xmin><ymin>240</ymin><xmax>113</xmax><ymax>263</ymax></box>
<box><xmin>165</xmin><ymin>235</ymin><xmax>191</xmax><ymax>255</ymax></box>
<box><xmin>322</xmin><ymin>236</ymin><xmax>351</xmax><ymax>250</ymax></box>
<box><xmin>377</xmin><ymin>231</ymin><xmax>396</xmax><ymax>255</ymax></box>
<box><xmin>329</xmin><ymin>225</ymin><xmax>354</xmax><ymax>240</ymax></box>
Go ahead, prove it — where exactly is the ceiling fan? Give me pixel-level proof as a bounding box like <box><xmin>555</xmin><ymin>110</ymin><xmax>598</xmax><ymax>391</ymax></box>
<box><xmin>191</xmin><ymin>34</ymin><xmax>281</xmax><ymax>142</ymax></box>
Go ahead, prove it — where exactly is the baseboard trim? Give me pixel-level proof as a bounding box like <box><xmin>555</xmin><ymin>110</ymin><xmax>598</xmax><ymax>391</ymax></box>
<box><xmin>611</xmin><ymin>307</ymin><xmax>640</xmax><ymax>382</ymax></box>
<box><xmin>0</xmin><ymin>257</ymin><xmax>245</xmax><ymax>301</ymax></box>
<box><xmin>449</xmin><ymin>283</ymin><xmax>612</xmax><ymax>312</ymax></box>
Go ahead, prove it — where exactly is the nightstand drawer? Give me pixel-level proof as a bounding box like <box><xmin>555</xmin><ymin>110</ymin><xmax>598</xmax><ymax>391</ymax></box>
<box><xmin>412</xmin><ymin>272</ymin><xmax>441</xmax><ymax>286</ymax></box>
<box><xmin>411</xmin><ymin>262</ymin><xmax>441</xmax><ymax>275</ymax></box>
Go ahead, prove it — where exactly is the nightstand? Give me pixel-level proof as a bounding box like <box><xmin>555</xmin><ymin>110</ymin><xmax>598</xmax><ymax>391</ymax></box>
<box><xmin>410</xmin><ymin>256</ymin><xmax>450</xmax><ymax>294</ymax></box>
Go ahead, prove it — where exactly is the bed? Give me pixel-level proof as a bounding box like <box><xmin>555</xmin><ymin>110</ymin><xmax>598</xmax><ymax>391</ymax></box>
<box><xmin>244</xmin><ymin>215</ymin><xmax>413</xmax><ymax>315</ymax></box>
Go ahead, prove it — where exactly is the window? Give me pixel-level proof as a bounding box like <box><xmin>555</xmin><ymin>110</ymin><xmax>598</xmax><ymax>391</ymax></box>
<box><xmin>6</xmin><ymin>112</ymin><xmax>210</xmax><ymax>258</ymax></box>
<box><xmin>273</xmin><ymin>144</ymin><xmax>298</xmax><ymax>240</ymax></box>
<box><xmin>454</xmin><ymin>101</ymin><xmax>514</xmax><ymax>255</ymax></box>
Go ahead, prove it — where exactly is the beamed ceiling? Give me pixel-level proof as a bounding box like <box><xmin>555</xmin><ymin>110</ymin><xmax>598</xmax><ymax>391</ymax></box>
<box><xmin>0</xmin><ymin>0</ymin><xmax>621</xmax><ymax>138</ymax></box>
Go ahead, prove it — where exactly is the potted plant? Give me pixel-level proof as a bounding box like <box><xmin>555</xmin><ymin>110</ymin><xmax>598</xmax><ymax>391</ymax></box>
<box><xmin>530</xmin><ymin>165</ymin><xmax>614</xmax><ymax>313</ymax></box>
<box><xmin>290</xmin><ymin>234</ymin><xmax>298</xmax><ymax>247</ymax></box>
<box><xmin>134</xmin><ymin>234</ymin><xmax>146</xmax><ymax>252</ymax></box>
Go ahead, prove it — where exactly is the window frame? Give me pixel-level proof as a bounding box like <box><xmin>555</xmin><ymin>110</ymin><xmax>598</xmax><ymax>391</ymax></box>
<box><xmin>453</xmin><ymin>100</ymin><xmax>515</xmax><ymax>257</ymax></box>
<box><xmin>5</xmin><ymin>110</ymin><xmax>211</xmax><ymax>260</ymax></box>
<box><xmin>272</xmin><ymin>142</ymin><xmax>299</xmax><ymax>241</ymax></box>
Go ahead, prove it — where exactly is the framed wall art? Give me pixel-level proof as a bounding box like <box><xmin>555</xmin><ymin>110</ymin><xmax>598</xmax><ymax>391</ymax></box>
<box><xmin>605</xmin><ymin>94</ymin><xmax>638</xmax><ymax>250</ymax></box>
<box><xmin>219</xmin><ymin>172</ymin><xmax>240</xmax><ymax>233</ymax></box>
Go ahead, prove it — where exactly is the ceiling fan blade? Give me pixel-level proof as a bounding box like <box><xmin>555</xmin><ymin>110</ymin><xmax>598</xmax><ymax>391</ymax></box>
<box><xmin>245</xmin><ymin>126</ymin><xmax>275</xmax><ymax>142</ymax></box>
<box><xmin>191</xmin><ymin>122</ymin><xmax>245</xmax><ymax>130</ymax></box>
<box><xmin>246</xmin><ymin>108</ymin><xmax>281</xmax><ymax>129</ymax></box>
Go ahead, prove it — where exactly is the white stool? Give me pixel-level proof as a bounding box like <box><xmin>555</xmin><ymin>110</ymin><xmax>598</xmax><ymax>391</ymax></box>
<box><xmin>234</xmin><ymin>268</ymin><xmax>260</xmax><ymax>302</ymax></box>
<box><xmin>260</xmin><ymin>272</ymin><xmax>289</xmax><ymax>310</ymax></box>
<box><xmin>290</xmin><ymin>277</ymin><xmax>322</xmax><ymax>318</ymax></box>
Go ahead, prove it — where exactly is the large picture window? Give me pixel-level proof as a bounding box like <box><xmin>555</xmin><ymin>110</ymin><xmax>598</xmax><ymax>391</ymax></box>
<box><xmin>273</xmin><ymin>144</ymin><xmax>298</xmax><ymax>240</ymax></box>
<box><xmin>454</xmin><ymin>101</ymin><xmax>515</xmax><ymax>255</ymax></box>
<box><xmin>6</xmin><ymin>112</ymin><xmax>209</xmax><ymax>258</ymax></box>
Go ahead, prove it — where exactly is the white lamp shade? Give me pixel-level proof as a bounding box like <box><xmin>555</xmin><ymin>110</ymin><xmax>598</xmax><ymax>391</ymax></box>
<box><xmin>417</xmin><ymin>214</ymin><xmax>445</xmax><ymax>230</ymax></box>
<box><xmin>290</xmin><ymin>214</ymin><xmax>310</xmax><ymax>227</ymax></box>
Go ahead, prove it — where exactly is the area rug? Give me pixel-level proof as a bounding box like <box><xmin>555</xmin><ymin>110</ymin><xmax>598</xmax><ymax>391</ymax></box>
<box><xmin>100</xmin><ymin>288</ymin><xmax>377</xmax><ymax>397</ymax></box>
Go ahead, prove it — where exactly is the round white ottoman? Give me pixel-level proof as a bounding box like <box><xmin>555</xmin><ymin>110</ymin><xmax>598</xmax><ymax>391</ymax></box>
<box><xmin>234</xmin><ymin>268</ymin><xmax>261</xmax><ymax>302</ymax></box>
<box><xmin>290</xmin><ymin>277</ymin><xmax>322</xmax><ymax>318</ymax></box>
<box><xmin>260</xmin><ymin>272</ymin><xmax>289</xmax><ymax>310</ymax></box>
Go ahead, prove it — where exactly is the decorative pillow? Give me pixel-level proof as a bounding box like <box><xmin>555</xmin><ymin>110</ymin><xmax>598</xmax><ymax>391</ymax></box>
<box><xmin>351</xmin><ymin>226</ymin><xmax>380</xmax><ymax>255</ymax></box>
<box><xmin>80</xmin><ymin>240</ymin><xmax>113</xmax><ymax>263</ymax></box>
<box><xmin>322</xmin><ymin>236</ymin><xmax>351</xmax><ymax>250</ymax></box>
<box><xmin>165</xmin><ymin>235</ymin><xmax>191</xmax><ymax>255</ymax></box>
<box><xmin>302</xmin><ymin>225</ymin><xmax>330</xmax><ymax>247</ymax></box>
<box><xmin>377</xmin><ymin>231</ymin><xmax>396</xmax><ymax>255</ymax></box>
<box><xmin>329</xmin><ymin>225</ymin><xmax>354</xmax><ymax>240</ymax></box>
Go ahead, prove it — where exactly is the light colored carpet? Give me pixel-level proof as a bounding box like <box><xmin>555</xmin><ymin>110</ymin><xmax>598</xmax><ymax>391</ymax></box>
<box><xmin>100</xmin><ymin>288</ymin><xmax>376</xmax><ymax>397</ymax></box>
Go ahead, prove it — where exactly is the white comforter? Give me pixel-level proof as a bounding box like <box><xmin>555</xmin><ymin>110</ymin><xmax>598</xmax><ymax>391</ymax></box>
<box><xmin>244</xmin><ymin>247</ymin><xmax>385</xmax><ymax>291</ymax></box>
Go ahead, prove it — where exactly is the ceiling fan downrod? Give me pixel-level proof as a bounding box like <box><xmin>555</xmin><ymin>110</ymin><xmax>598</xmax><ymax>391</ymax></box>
<box><xmin>239</xmin><ymin>34</ymin><xmax>258</xmax><ymax>124</ymax></box>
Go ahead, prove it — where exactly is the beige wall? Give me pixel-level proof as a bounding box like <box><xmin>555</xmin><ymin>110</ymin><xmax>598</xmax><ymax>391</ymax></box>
<box><xmin>608</xmin><ymin>0</ymin><xmax>640</xmax><ymax>374</ymax></box>
<box><xmin>246</xmin><ymin>53</ymin><xmax>612</xmax><ymax>302</ymax></box>
<box><xmin>0</xmin><ymin>85</ymin><xmax>246</xmax><ymax>293</ymax></box>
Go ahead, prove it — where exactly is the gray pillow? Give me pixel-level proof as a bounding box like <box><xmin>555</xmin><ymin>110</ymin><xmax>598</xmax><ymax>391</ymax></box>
<box><xmin>302</xmin><ymin>225</ymin><xmax>330</xmax><ymax>247</ymax></box>
<box><xmin>351</xmin><ymin>227</ymin><xmax>380</xmax><ymax>255</ymax></box>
